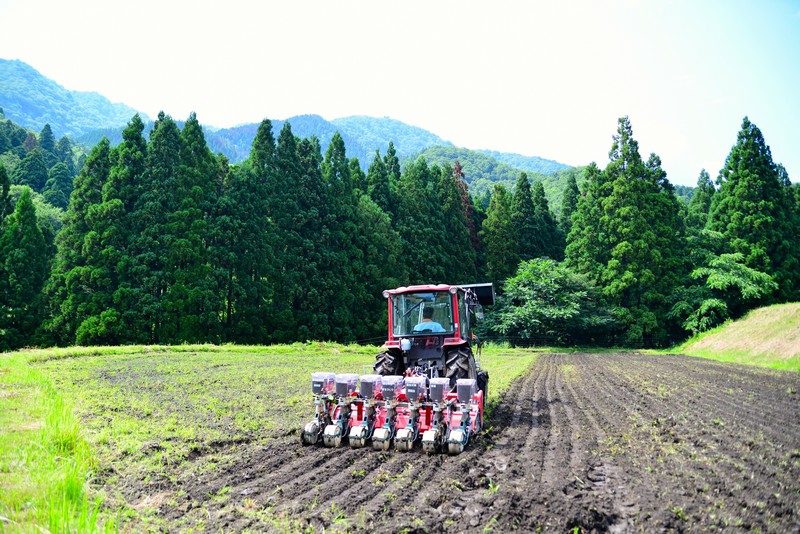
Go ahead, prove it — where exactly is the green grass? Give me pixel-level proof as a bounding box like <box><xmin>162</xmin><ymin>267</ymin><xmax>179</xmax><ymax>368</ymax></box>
<box><xmin>665</xmin><ymin>303</ymin><xmax>800</xmax><ymax>372</ymax></box>
<box><xmin>0</xmin><ymin>351</ymin><xmax>110</xmax><ymax>532</ymax></box>
<box><xmin>1</xmin><ymin>341</ymin><xmax>539</xmax><ymax>531</ymax></box>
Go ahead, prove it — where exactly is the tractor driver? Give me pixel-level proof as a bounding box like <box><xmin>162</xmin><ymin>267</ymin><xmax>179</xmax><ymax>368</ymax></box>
<box><xmin>413</xmin><ymin>307</ymin><xmax>446</xmax><ymax>333</ymax></box>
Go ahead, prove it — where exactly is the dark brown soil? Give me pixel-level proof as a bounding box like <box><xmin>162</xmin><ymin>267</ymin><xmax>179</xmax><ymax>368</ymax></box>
<box><xmin>136</xmin><ymin>353</ymin><xmax>800</xmax><ymax>532</ymax></box>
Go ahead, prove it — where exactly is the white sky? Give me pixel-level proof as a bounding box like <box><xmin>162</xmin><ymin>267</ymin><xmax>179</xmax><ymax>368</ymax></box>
<box><xmin>0</xmin><ymin>0</ymin><xmax>798</xmax><ymax>186</ymax></box>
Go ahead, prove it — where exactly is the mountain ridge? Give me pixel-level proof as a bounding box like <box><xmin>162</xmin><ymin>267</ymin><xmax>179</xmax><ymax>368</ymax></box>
<box><xmin>1</xmin><ymin>58</ymin><xmax>571</xmax><ymax>176</ymax></box>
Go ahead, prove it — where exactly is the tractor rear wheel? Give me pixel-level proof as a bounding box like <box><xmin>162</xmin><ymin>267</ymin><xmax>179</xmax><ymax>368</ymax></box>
<box><xmin>477</xmin><ymin>369</ymin><xmax>489</xmax><ymax>400</ymax></box>
<box><xmin>445</xmin><ymin>347</ymin><xmax>475</xmax><ymax>384</ymax></box>
<box><xmin>374</xmin><ymin>350</ymin><xmax>403</xmax><ymax>376</ymax></box>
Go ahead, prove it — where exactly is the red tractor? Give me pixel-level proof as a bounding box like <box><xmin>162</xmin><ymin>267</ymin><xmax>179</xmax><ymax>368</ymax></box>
<box><xmin>302</xmin><ymin>283</ymin><xmax>494</xmax><ymax>454</ymax></box>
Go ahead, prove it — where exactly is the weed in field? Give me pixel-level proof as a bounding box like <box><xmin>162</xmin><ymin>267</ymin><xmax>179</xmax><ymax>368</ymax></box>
<box><xmin>329</xmin><ymin>503</ymin><xmax>348</xmax><ymax>525</ymax></box>
<box><xmin>450</xmin><ymin>479</ymin><xmax>465</xmax><ymax>492</ymax></box>
<box><xmin>483</xmin><ymin>516</ymin><xmax>499</xmax><ymax>532</ymax></box>
<box><xmin>352</xmin><ymin>468</ymin><xmax>366</xmax><ymax>479</ymax></box>
<box><xmin>484</xmin><ymin>477</ymin><xmax>500</xmax><ymax>497</ymax></box>
<box><xmin>672</xmin><ymin>506</ymin><xmax>688</xmax><ymax>521</ymax></box>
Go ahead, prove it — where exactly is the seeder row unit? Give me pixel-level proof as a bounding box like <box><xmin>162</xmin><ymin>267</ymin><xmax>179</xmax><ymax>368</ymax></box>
<box><xmin>301</xmin><ymin>372</ymin><xmax>484</xmax><ymax>455</ymax></box>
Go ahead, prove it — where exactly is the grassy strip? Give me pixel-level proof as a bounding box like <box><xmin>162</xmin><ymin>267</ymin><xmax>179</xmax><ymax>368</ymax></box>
<box><xmin>664</xmin><ymin>303</ymin><xmax>800</xmax><ymax>372</ymax></box>
<box><xmin>0</xmin><ymin>351</ymin><xmax>110</xmax><ymax>532</ymax></box>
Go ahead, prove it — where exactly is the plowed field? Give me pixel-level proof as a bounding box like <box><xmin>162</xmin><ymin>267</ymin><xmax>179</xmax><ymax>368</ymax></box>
<box><xmin>162</xmin><ymin>352</ymin><xmax>799</xmax><ymax>532</ymax></box>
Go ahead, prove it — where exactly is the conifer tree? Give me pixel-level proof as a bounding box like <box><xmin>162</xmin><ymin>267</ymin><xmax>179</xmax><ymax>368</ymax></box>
<box><xmin>264</xmin><ymin>121</ymin><xmax>307</xmax><ymax>341</ymax></box>
<box><xmin>452</xmin><ymin>161</ymin><xmax>480</xmax><ymax>254</ymax></box>
<box><xmin>395</xmin><ymin>157</ymin><xmax>449</xmax><ymax>284</ymax></box>
<box><xmin>437</xmin><ymin>162</ymin><xmax>477</xmax><ymax>283</ymax></box>
<box><xmin>124</xmin><ymin>112</ymin><xmax>182</xmax><ymax>342</ymax></box>
<box><xmin>0</xmin><ymin>189</ymin><xmax>48</xmax><ymax>350</ymax></box>
<box><xmin>176</xmin><ymin>112</ymin><xmax>222</xmax><ymax>341</ymax></box>
<box><xmin>39</xmin><ymin>124</ymin><xmax>58</xmax><ymax>168</ymax></box>
<box><xmin>41</xmin><ymin>138</ymin><xmax>112</xmax><ymax>345</ymax></box>
<box><xmin>480</xmin><ymin>184</ymin><xmax>518</xmax><ymax>284</ymax></box>
<box><xmin>708</xmin><ymin>117</ymin><xmax>798</xmax><ymax>300</ymax></box>
<box><xmin>565</xmin><ymin>162</ymin><xmax>608</xmax><ymax>281</ymax></box>
<box><xmin>42</xmin><ymin>162</ymin><xmax>73</xmax><ymax>209</ymax></box>
<box><xmin>229</xmin><ymin>119</ymin><xmax>276</xmax><ymax>342</ymax></box>
<box><xmin>366</xmin><ymin>150</ymin><xmax>393</xmax><ymax>215</ymax></box>
<box><xmin>22</xmin><ymin>132</ymin><xmax>39</xmax><ymax>153</ymax></box>
<box><xmin>510</xmin><ymin>173</ymin><xmax>541</xmax><ymax>261</ymax></box>
<box><xmin>11</xmin><ymin>149</ymin><xmax>49</xmax><ymax>192</ymax></box>
<box><xmin>559</xmin><ymin>173</ymin><xmax>580</xmax><ymax>238</ymax></box>
<box><xmin>383</xmin><ymin>141</ymin><xmax>401</xmax><ymax>185</ymax></box>
<box><xmin>293</xmin><ymin>136</ymin><xmax>335</xmax><ymax>341</ymax></box>
<box><xmin>55</xmin><ymin>136</ymin><xmax>75</xmax><ymax>175</ymax></box>
<box><xmin>0</xmin><ymin>163</ymin><xmax>11</xmax><ymax>224</ymax></box>
<box><xmin>76</xmin><ymin>114</ymin><xmax>147</xmax><ymax>345</ymax></box>
<box><xmin>685</xmin><ymin>169</ymin><xmax>715</xmax><ymax>232</ymax></box>
<box><xmin>567</xmin><ymin>117</ymin><xmax>686</xmax><ymax>345</ymax></box>
<box><xmin>322</xmin><ymin>131</ymin><xmax>362</xmax><ymax>340</ymax></box>
<box><xmin>532</xmin><ymin>180</ymin><xmax>564</xmax><ymax>260</ymax></box>
<box><xmin>349</xmin><ymin>157</ymin><xmax>365</xmax><ymax>194</ymax></box>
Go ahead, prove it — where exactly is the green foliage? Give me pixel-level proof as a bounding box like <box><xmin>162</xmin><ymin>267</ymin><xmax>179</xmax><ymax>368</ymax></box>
<box><xmin>0</xmin><ymin>162</ymin><xmax>11</xmax><ymax>223</ymax></box>
<box><xmin>0</xmin><ymin>188</ymin><xmax>49</xmax><ymax>350</ymax></box>
<box><xmin>510</xmin><ymin>173</ymin><xmax>541</xmax><ymax>261</ymax></box>
<box><xmin>707</xmin><ymin>117</ymin><xmax>799</xmax><ymax>301</ymax></box>
<box><xmin>11</xmin><ymin>148</ymin><xmax>49</xmax><ymax>192</ymax></box>
<box><xmin>532</xmin><ymin>180</ymin><xmax>565</xmax><ymax>260</ymax></box>
<box><xmin>394</xmin><ymin>157</ymin><xmax>450</xmax><ymax>283</ymax></box>
<box><xmin>476</xmin><ymin>149</ymin><xmax>570</xmax><ymax>175</ymax></box>
<box><xmin>566</xmin><ymin>118</ymin><xmax>686</xmax><ymax>346</ymax></box>
<box><xmin>480</xmin><ymin>184</ymin><xmax>518</xmax><ymax>285</ymax></box>
<box><xmin>40</xmin><ymin>138</ymin><xmax>112</xmax><ymax>345</ymax></box>
<box><xmin>685</xmin><ymin>169</ymin><xmax>714</xmax><ymax>232</ymax></box>
<box><xmin>559</xmin><ymin>171</ymin><xmax>579</xmax><ymax>236</ymax></box>
<box><xmin>485</xmin><ymin>258</ymin><xmax>616</xmax><ymax>344</ymax></box>
<box><xmin>2</xmin><ymin>104</ymin><xmax>796</xmax><ymax>350</ymax></box>
<box><xmin>411</xmin><ymin>145</ymin><xmax>551</xmax><ymax>199</ymax></box>
<box><xmin>43</xmin><ymin>162</ymin><xmax>73</xmax><ymax>209</ymax></box>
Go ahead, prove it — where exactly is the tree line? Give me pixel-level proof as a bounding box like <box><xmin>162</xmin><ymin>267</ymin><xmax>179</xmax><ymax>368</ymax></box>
<box><xmin>1</xmin><ymin>112</ymin><xmax>797</xmax><ymax>350</ymax></box>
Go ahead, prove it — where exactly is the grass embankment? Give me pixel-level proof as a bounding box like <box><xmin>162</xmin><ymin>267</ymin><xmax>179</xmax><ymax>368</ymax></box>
<box><xmin>675</xmin><ymin>302</ymin><xmax>800</xmax><ymax>372</ymax></box>
<box><xmin>1</xmin><ymin>342</ymin><xmax>539</xmax><ymax>531</ymax></box>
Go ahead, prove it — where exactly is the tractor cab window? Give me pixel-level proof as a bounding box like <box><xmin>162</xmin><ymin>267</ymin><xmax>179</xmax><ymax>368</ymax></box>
<box><xmin>391</xmin><ymin>291</ymin><xmax>454</xmax><ymax>336</ymax></box>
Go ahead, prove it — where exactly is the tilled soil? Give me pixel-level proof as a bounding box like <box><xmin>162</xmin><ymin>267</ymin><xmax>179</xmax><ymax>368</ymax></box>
<box><xmin>150</xmin><ymin>352</ymin><xmax>799</xmax><ymax>532</ymax></box>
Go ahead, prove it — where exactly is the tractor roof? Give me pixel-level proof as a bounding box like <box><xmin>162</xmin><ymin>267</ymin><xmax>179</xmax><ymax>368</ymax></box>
<box><xmin>385</xmin><ymin>283</ymin><xmax>495</xmax><ymax>306</ymax></box>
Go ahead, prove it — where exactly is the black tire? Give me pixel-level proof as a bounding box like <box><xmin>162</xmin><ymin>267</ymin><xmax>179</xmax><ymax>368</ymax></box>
<box><xmin>477</xmin><ymin>369</ymin><xmax>489</xmax><ymax>401</ymax></box>
<box><xmin>374</xmin><ymin>350</ymin><xmax>403</xmax><ymax>376</ymax></box>
<box><xmin>445</xmin><ymin>347</ymin><xmax>476</xmax><ymax>386</ymax></box>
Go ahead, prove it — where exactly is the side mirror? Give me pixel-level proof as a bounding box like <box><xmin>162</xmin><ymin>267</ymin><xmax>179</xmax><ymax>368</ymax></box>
<box><xmin>475</xmin><ymin>304</ymin><xmax>485</xmax><ymax>322</ymax></box>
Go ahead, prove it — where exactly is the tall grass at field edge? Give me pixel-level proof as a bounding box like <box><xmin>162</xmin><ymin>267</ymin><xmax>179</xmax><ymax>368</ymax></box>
<box><xmin>0</xmin><ymin>351</ymin><xmax>112</xmax><ymax>532</ymax></box>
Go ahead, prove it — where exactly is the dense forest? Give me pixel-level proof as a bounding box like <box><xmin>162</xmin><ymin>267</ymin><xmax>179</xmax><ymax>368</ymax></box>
<box><xmin>1</xmin><ymin>107</ymin><xmax>798</xmax><ymax>351</ymax></box>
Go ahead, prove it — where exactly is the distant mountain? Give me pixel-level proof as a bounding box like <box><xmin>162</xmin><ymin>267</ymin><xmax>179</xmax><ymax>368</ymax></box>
<box><xmin>476</xmin><ymin>149</ymin><xmax>571</xmax><ymax>176</ymax></box>
<box><xmin>79</xmin><ymin>114</ymin><xmax>455</xmax><ymax>167</ymax></box>
<box><xmin>0</xmin><ymin>58</ymin><xmax>145</xmax><ymax>138</ymax></box>
<box><xmin>2</xmin><ymin>58</ymin><xmax>579</xmax><ymax>199</ymax></box>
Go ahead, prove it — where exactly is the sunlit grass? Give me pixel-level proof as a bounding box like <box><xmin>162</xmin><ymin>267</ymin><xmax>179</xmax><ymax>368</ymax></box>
<box><xmin>664</xmin><ymin>303</ymin><xmax>800</xmax><ymax>372</ymax></box>
<box><xmin>0</xmin><ymin>351</ymin><xmax>110</xmax><ymax>532</ymax></box>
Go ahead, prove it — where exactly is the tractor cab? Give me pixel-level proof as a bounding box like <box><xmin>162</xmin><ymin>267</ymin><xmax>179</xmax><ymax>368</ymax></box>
<box><xmin>378</xmin><ymin>284</ymin><xmax>494</xmax><ymax>380</ymax></box>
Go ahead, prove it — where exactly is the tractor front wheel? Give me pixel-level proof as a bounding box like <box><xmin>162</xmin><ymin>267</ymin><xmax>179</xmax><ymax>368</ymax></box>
<box><xmin>374</xmin><ymin>350</ymin><xmax>403</xmax><ymax>376</ymax></box>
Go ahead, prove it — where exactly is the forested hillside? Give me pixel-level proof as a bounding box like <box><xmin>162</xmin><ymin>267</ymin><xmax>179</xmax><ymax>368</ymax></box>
<box><xmin>0</xmin><ymin>59</ymin><xmax>142</xmax><ymax>137</ymax></box>
<box><xmin>476</xmin><ymin>149</ymin><xmax>570</xmax><ymax>175</ymax></box>
<box><xmin>1</xmin><ymin>109</ymin><xmax>797</xmax><ymax>351</ymax></box>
